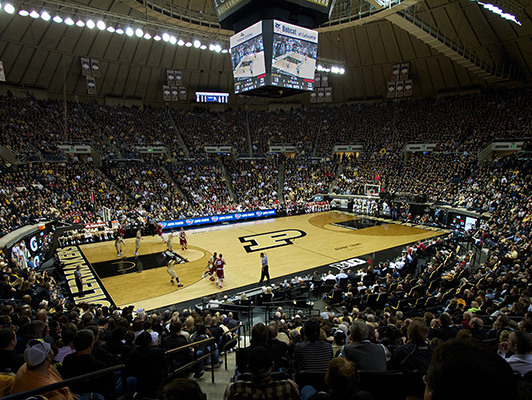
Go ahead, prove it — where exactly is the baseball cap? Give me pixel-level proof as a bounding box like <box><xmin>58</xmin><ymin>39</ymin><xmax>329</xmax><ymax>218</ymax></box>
<box><xmin>25</xmin><ymin>339</ymin><xmax>51</xmax><ymax>367</ymax></box>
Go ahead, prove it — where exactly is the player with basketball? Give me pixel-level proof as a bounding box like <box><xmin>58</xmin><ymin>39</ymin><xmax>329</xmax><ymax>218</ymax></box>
<box><xmin>202</xmin><ymin>251</ymin><xmax>217</xmax><ymax>279</ymax></box>
<box><xmin>179</xmin><ymin>227</ymin><xmax>188</xmax><ymax>250</ymax></box>
<box><xmin>215</xmin><ymin>253</ymin><xmax>225</xmax><ymax>289</ymax></box>
<box><xmin>166</xmin><ymin>257</ymin><xmax>183</xmax><ymax>287</ymax></box>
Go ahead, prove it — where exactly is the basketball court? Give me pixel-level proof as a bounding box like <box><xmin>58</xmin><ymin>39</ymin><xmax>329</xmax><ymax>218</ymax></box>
<box><xmin>233</xmin><ymin>52</ymin><xmax>266</xmax><ymax>79</ymax></box>
<box><xmin>272</xmin><ymin>52</ymin><xmax>314</xmax><ymax>78</ymax></box>
<box><xmin>62</xmin><ymin>211</ymin><xmax>447</xmax><ymax>311</ymax></box>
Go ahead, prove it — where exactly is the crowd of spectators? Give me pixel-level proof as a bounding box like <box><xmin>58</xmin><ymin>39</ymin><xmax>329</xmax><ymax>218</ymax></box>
<box><xmin>1</xmin><ymin>86</ymin><xmax>532</xmax><ymax>398</ymax></box>
<box><xmin>283</xmin><ymin>159</ymin><xmax>336</xmax><ymax>203</ymax></box>
<box><xmin>226</xmin><ymin>156</ymin><xmax>281</xmax><ymax>209</ymax></box>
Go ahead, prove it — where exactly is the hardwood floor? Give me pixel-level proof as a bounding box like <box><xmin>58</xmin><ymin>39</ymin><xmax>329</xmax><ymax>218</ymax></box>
<box><xmin>78</xmin><ymin>211</ymin><xmax>446</xmax><ymax>310</ymax></box>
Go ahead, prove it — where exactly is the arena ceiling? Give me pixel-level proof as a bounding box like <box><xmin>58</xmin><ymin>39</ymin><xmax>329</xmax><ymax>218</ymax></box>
<box><xmin>0</xmin><ymin>0</ymin><xmax>531</xmax><ymax>104</ymax></box>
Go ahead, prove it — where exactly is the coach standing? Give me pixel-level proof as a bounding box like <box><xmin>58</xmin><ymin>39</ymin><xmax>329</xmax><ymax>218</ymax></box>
<box><xmin>259</xmin><ymin>252</ymin><xmax>270</xmax><ymax>284</ymax></box>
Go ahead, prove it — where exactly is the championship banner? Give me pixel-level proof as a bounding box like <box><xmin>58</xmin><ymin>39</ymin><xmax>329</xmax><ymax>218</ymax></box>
<box><xmin>170</xmin><ymin>86</ymin><xmax>178</xmax><ymax>101</ymax></box>
<box><xmin>404</xmin><ymin>79</ymin><xmax>413</xmax><ymax>97</ymax></box>
<box><xmin>175</xmin><ymin>70</ymin><xmax>183</xmax><ymax>86</ymax></box>
<box><xmin>325</xmin><ymin>87</ymin><xmax>332</xmax><ymax>102</ymax></box>
<box><xmin>167</xmin><ymin>70</ymin><xmax>175</xmax><ymax>86</ymax></box>
<box><xmin>163</xmin><ymin>85</ymin><xmax>171</xmax><ymax>102</ymax></box>
<box><xmin>86</xmin><ymin>76</ymin><xmax>97</xmax><ymax>95</ymax></box>
<box><xmin>396</xmin><ymin>80</ymin><xmax>404</xmax><ymax>97</ymax></box>
<box><xmin>90</xmin><ymin>59</ymin><xmax>101</xmax><ymax>77</ymax></box>
<box><xmin>314</xmin><ymin>73</ymin><xmax>321</xmax><ymax>87</ymax></box>
<box><xmin>310</xmin><ymin>90</ymin><xmax>317</xmax><ymax>103</ymax></box>
<box><xmin>0</xmin><ymin>61</ymin><xmax>5</xmax><ymax>81</ymax></box>
<box><xmin>387</xmin><ymin>81</ymin><xmax>396</xmax><ymax>98</ymax></box>
<box><xmin>391</xmin><ymin>63</ymin><xmax>400</xmax><ymax>81</ymax></box>
<box><xmin>321</xmin><ymin>74</ymin><xmax>329</xmax><ymax>87</ymax></box>
<box><xmin>179</xmin><ymin>86</ymin><xmax>187</xmax><ymax>100</ymax></box>
<box><xmin>81</xmin><ymin>58</ymin><xmax>91</xmax><ymax>76</ymax></box>
<box><xmin>317</xmin><ymin>87</ymin><xmax>325</xmax><ymax>103</ymax></box>
<box><xmin>400</xmin><ymin>63</ymin><xmax>409</xmax><ymax>80</ymax></box>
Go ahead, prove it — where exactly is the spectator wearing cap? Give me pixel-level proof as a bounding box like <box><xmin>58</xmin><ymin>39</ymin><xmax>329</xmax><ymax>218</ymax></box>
<box><xmin>224</xmin><ymin>345</ymin><xmax>300</xmax><ymax>400</ymax></box>
<box><xmin>12</xmin><ymin>338</ymin><xmax>74</xmax><ymax>400</ymax></box>
<box><xmin>293</xmin><ymin>319</ymin><xmax>333</xmax><ymax>372</ymax></box>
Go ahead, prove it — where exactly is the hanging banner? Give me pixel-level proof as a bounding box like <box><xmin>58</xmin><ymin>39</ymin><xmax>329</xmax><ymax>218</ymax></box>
<box><xmin>325</xmin><ymin>87</ymin><xmax>332</xmax><ymax>102</ymax></box>
<box><xmin>396</xmin><ymin>80</ymin><xmax>404</xmax><ymax>97</ymax></box>
<box><xmin>81</xmin><ymin>58</ymin><xmax>91</xmax><ymax>76</ymax></box>
<box><xmin>400</xmin><ymin>63</ymin><xmax>409</xmax><ymax>81</ymax></box>
<box><xmin>163</xmin><ymin>85</ymin><xmax>171</xmax><ymax>102</ymax></box>
<box><xmin>321</xmin><ymin>74</ymin><xmax>329</xmax><ymax>87</ymax></box>
<box><xmin>179</xmin><ymin>86</ymin><xmax>187</xmax><ymax>100</ymax></box>
<box><xmin>171</xmin><ymin>86</ymin><xmax>178</xmax><ymax>101</ymax></box>
<box><xmin>391</xmin><ymin>64</ymin><xmax>400</xmax><ymax>81</ymax></box>
<box><xmin>314</xmin><ymin>73</ymin><xmax>321</xmax><ymax>88</ymax></box>
<box><xmin>387</xmin><ymin>81</ymin><xmax>396</xmax><ymax>98</ymax></box>
<box><xmin>90</xmin><ymin>59</ymin><xmax>101</xmax><ymax>77</ymax></box>
<box><xmin>404</xmin><ymin>79</ymin><xmax>413</xmax><ymax>97</ymax></box>
<box><xmin>167</xmin><ymin>70</ymin><xmax>175</xmax><ymax>86</ymax></box>
<box><xmin>86</xmin><ymin>76</ymin><xmax>97</xmax><ymax>95</ymax></box>
<box><xmin>0</xmin><ymin>61</ymin><xmax>5</xmax><ymax>81</ymax></box>
<box><xmin>310</xmin><ymin>90</ymin><xmax>317</xmax><ymax>103</ymax></box>
<box><xmin>317</xmin><ymin>87</ymin><xmax>325</xmax><ymax>103</ymax></box>
<box><xmin>175</xmin><ymin>70</ymin><xmax>183</xmax><ymax>86</ymax></box>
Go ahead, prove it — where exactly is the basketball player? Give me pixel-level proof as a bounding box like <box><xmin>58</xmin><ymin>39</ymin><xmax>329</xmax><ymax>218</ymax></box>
<box><xmin>215</xmin><ymin>253</ymin><xmax>225</xmax><ymax>289</ymax></box>
<box><xmin>179</xmin><ymin>227</ymin><xmax>188</xmax><ymax>250</ymax></box>
<box><xmin>167</xmin><ymin>229</ymin><xmax>175</xmax><ymax>252</ymax></box>
<box><xmin>202</xmin><ymin>252</ymin><xmax>217</xmax><ymax>279</ymax></box>
<box><xmin>134</xmin><ymin>230</ymin><xmax>142</xmax><ymax>256</ymax></box>
<box><xmin>166</xmin><ymin>258</ymin><xmax>183</xmax><ymax>287</ymax></box>
<box><xmin>155</xmin><ymin>222</ymin><xmax>166</xmax><ymax>243</ymax></box>
<box><xmin>115</xmin><ymin>235</ymin><xmax>125</xmax><ymax>257</ymax></box>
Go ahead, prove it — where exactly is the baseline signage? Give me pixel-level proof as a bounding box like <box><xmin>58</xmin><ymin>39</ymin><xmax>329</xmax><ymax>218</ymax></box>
<box><xmin>159</xmin><ymin>209</ymin><xmax>277</xmax><ymax>229</ymax></box>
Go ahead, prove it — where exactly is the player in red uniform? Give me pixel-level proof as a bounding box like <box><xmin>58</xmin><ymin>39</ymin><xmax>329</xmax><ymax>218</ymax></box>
<box><xmin>179</xmin><ymin>227</ymin><xmax>188</xmax><ymax>250</ymax></box>
<box><xmin>155</xmin><ymin>222</ymin><xmax>166</xmax><ymax>243</ymax></box>
<box><xmin>215</xmin><ymin>254</ymin><xmax>225</xmax><ymax>289</ymax></box>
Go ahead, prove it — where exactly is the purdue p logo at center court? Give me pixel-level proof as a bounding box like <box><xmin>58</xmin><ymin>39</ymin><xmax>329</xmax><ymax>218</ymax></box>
<box><xmin>239</xmin><ymin>229</ymin><xmax>307</xmax><ymax>253</ymax></box>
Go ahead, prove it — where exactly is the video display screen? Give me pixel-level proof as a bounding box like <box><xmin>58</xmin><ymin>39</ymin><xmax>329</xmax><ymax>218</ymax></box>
<box><xmin>230</xmin><ymin>21</ymin><xmax>267</xmax><ymax>94</ymax></box>
<box><xmin>270</xmin><ymin>20</ymin><xmax>318</xmax><ymax>91</ymax></box>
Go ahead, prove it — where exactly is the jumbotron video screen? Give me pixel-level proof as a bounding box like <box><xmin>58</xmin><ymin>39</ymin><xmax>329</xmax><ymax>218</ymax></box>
<box><xmin>270</xmin><ymin>20</ymin><xmax>318</xmax><ymax>91</ymax></box>
<box><xmin>230</xmin><ymin>21</ymin><xmax>267</xmax><ymax>94</ymax></box>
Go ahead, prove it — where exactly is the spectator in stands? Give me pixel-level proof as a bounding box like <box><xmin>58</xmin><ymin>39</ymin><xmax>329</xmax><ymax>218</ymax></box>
<box><xmin>60</xmin><ymin>329</ymin><xmax>112</xmax><ymax>398</ymax></box>
<box><xmin>503</xmin><ymin>330</ymin><xmax>532</xmax><ymax>376</ymax></box>
<box><xmin>428</xmin><ymin>312</ymin><xmax>459</xmax><ymax>341</ymax></box>
<box><xmin>160</xmin><ymin>377</ymin><xmax>206</xmax><ymax>400</ymax></box>
<box><xmin>224</xmin><ymin>345</ymin><xmax>300</xmax><ymax>400</ymax></box>
<box><xmin>0</xmin><ymin>327</ymin><xmax>24</xmax><ymax>374</ymax></box>
<box><xmin>423</xmin><ymin>339</ymin><xmax>518</xmax><ymax>400</ymax></box>
<box><xmin>236</xmin><ymin>322</ymin><xmax>270</xmax><ymax>375</ymax></box>
<box><xmin>12</xmin><ymin>338</ymin><xmax>75</xmax><ymax>400</ymax></box>
<box><xmin>300</xmin><ymin>357</ymin><xmax>373</xmax><ymax>400</ymax></box>
<box><xmin>340</xmin><ymin>321</ymin><xmax>387</xmax><ymax>371</ymax></box>
<box><xmin>388</xmin><ymin>317</ymin><xmax>435</xmax><ymax>373</ymax></box>
<box><xmin>293</xmin><ymin>319</ymin><xmax>333</xmax><ymax>372</ymax></box>
<box><xmin>128</xmin><ymin>330</ymin><xmax>166</xmax><ymax>398</ymax></box>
